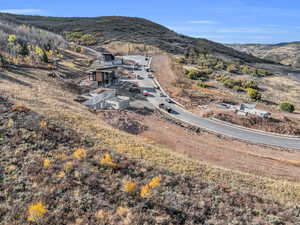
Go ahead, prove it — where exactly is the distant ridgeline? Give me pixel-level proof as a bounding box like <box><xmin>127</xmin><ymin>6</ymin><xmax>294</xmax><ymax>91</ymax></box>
<box><xmin>0</xmin><ymin>13</ymin><xmax>271</xmax><ymax>64</ymax></box>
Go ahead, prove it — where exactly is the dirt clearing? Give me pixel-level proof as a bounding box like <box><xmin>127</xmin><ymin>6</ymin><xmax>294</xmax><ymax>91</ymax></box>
<box><xmin>138</xmin><ymin>112</ymin><xmax>300</xmax><ymax>182</ymax></box>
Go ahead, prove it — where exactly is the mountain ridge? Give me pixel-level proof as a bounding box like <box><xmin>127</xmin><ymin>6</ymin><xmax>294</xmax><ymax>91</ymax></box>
<box><xmin>0</xmin><ymin>13</ymin><xmax>272</xmax><ymax>64</ymax></box>
<box><xmin>229</xmin><ymin>41</ymin><xmax>300</xmax><ymax>68</ymax></box>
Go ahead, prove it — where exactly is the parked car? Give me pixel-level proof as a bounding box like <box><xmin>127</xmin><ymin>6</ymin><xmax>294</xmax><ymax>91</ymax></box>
<box><xmin>160</xmin><ymin>93</ymin><xmax>166</xmax><ymax>97</ymax></box>
<box><xmin>165</xmin><ymin>98</ymin><xmax>173</xmax><ymax>103</ymax></box>
<box><xmin>143</xmin><ymin>90</ymin><xmax>150</xmax><ymax>96</ymax></box>
<box><xmin>137</xmin><ymin>75</ymin><xmax>143</xmax><ymax>80</ymax></box>
<box><xmin>159</xmin><ymin>103</ymin><xmax>172</xmax><ymax>113</ymax></box>
<box><xmin>129</xmin><ymin>87</ymin><xmax>141</xmax><ymax>94</ymax></box>
<box><xmin>148</xmin><ymin>74</ymin><xmax>154</xmax><ymax>78</ymax></box>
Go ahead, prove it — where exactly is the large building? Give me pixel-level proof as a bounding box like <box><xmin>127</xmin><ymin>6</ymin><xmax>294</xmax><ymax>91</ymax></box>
<box><xmin>89</xmin><ymin>69</ymin><xmax>118</xmax><ymax>87</ymax></box>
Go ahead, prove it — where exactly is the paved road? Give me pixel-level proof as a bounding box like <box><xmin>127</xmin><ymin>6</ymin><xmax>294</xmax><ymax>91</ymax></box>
<box><xmin>123</xmin><ymin>55</ymin><xmax>300</xmax><ymax>150</ymax></box>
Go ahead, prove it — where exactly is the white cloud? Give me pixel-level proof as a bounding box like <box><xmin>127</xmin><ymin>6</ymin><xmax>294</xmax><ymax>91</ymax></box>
<box><xmin>0</xmin><ymin>9</ymin><xmax>42</xmax><ymax>14</ymax></box>
<box><xmin>216</xmin><ymin>27</ymin><xmax>288</xmax><ymax>35</ymax></box>
<box><xmin>187</xmin><ymin>20</ymin><xmax>218</xmax><ymax>25</ymax></box>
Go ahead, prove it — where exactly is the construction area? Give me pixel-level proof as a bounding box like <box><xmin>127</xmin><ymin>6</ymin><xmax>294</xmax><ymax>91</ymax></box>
<box><xmin>70</xmin><ymin>51</ymin><xmax>300</xmax><ymax>184</ymax></box>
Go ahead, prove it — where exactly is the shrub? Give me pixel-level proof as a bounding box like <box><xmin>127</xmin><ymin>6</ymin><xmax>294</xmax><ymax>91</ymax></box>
<box><xmin>42</xmin><ymin>51</ymin><xmax>49</xmax><ymax>63</ymax></box>
<box><xmin>233</xmin><ymin>86</ymin><xmax>243</xmax><ymax>92</ymax></box>
<box><xmin>73</xmin><ymin>148</ymin><xmax>87</xmax><ymax>160</ymax></box>
<box><xmin>140</xmin><ymin>184</ymin><xmax>151</xmax><ymax>198</ymax></box>
<box><xmin>148</xmin><ymin>177</ymin><xmax>161</xmax><ymax>188</ymax></box>
<box><xmin>57</xmin><ymin>171</ymin><xmax>65</xmax><ymax>178</ymax></box>
<box><xmin>187</xmin><ymin>70</ymin><xmax>199</xmax><ymax>80</ymax></box>
<box><xmin>242</xmin><ymin>80</ymin><xmax>258</xmax><ymax>89</ymax></box>
<box><xmin>63</xmin><ymin>161</ymin><xmax>74</xmax><ymax>171</ymax></box>
<box><xmin>123</xmin><ymin>181</ymin><xmax>137</xmax><ymax>193</ymax></box>
<box><xmin>8</xmin><ymin>34</ymin><xmax>16</xmax><ymax>45</ymax></box>
<box><xmin>222</xmin><ymin>78</ymin><xmax>241</xmax><ymax>89</ymax></box>
<box><xmin>226</xmin><ymin>64</ymin><xmax>238</xmax><ymax>73</ymax></box>
<box><xmin>40</xmin><ymin>121</ymin><xmax>47</xmax><ymax>128</ymax></box>
<box><xmin>140</xmin><ymin>177</ymin><xmax>161</xmax><ymax>198</ymax></box>
<box><xmin>214</xmin><ymin>61</ymin><xmax>225</xmax><ymax>70</ymax></box>
<box><xmin>257</xmin><ymin>69</ymin><xmax>270</xmax><ymax>76</ymax></box>
<box><xmin>241</xmin><ymin>65</ymin><xmax>251</xmax><ymax>74</ymax></box>
<box><xmin>197</xmin><ymin>81</ymin><xmax>208</xmax><ymax>88</ymax></box>
<box><xmin>247</xmin><ymin>88</ymin><xmax>262</xmax><ymax>100</ymax></box>
<box><xmin>27</xmin><ymin>201</ymin><xmax>47</xmax><ymax>222</ymax></box>
<box><xmin>80</xmin><ymin>34</ymin><xmax>97</xmax><ymax>46</ymax></box>
<box><xmin>280</xmin><ymin>102</ymin><xmax>295</xmax><ymax>113</ymax></box>
<box><xmin>187</xmin><ymin>69</ymin><xmax>212</xmax><ymax>80</ymax></box>
<box><xmin>43</xmin><ymin>159</ymin><xmax>51</xmax><ymax>168</ymax></box>
<box><xmin>75</xmin><ymin>46</ymin><xmax>82</xmax><ymax>53</ymax></box>
<box><xmin>100</xmin><ymin>153</ymin><xmax>117</xmax><ymax>168</ymax></box>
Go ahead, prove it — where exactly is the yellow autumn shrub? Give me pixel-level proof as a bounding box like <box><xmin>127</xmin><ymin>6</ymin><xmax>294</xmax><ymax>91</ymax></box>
<box><xmin>148</xmin><ymin>177</ymin><xmax>161</xmax><ymax>189</ymax></box>
<box><xmin>100</xmin><ymin>153</ymin><xmax>117</xmax><ymax>168</ymax></box>
<box><xmin>57</xmin><ymin>171</ymin><xmax>65</xmax><ymax>178</ymax></box>
<box><xmin>27</xmin><ymin>201</ymin><xmax>47</xmax><ymax>222</ymax></box>
<box><xmin>123</xmin><ymin>181</ymin><xmax>136</xmax><ymax>193</ymax></box>
<box><xmin>140</xmin><ymin>184</ymin><xmax>151</xmax><ymax>198</ymax></box>
<box><xmin>140</xmin><ymin>177</ymin><xmax>162</xmax><ymax>198</ymax></box>
<box><xmin>73</xmin><ymin>148</ymin><xmax>87</xmax><ymax>159</ymax></box>
<box><xmin>43</xmin><ymin>159</ymin><xmax>51</xmax><ymax>168</ymax></box>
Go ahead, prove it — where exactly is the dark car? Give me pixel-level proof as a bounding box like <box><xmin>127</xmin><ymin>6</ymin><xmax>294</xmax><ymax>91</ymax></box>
<box><xmin>129</xmin><ymin>87</ymin><xmax>141</xmax><ymax>94</ymax></box>
<box><xmin>165</xmin><ymin>98</ymin><xmax>173</xmax><ymax>103</ymax></box>
<box><xmin>159</xmin><ymin>103</ymin><xmax>172</xmax><ymax>113</ymax></box>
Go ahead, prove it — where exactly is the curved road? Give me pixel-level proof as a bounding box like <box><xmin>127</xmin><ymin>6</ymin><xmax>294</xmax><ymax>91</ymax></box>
<box><xmin>123</xmin><ymin>55</ymin><xmax>300</xmax><ymax>150</ymax></box>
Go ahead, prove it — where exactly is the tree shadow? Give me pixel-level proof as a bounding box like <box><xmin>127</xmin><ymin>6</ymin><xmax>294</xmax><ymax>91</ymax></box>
<box><xmin>0</xmin><ymin>73</ymin><xmax>32</xmax><ymax>87</ymax></box>
<box><xmin>8</xmin><ymin>68</ymin><xmax>38</xmax><ymax>80</ymax></box>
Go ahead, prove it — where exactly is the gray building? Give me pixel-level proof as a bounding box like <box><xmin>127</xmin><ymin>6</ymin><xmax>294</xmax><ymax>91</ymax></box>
<box><xmin>82</xmin><ymin>90</ymin><xmax>129</xmax><ymax>110</ymax></box>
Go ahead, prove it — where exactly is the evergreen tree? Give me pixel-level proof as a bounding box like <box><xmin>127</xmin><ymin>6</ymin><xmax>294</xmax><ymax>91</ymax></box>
<box><xmin>42</xmin><ymin>50</ymin><xmax>49</xmax><ymax>63</ymax></box>
<box><xmin>18</xmin><ymin>41</ymin><xmax>30</xmax><ymax>56</ymax></box>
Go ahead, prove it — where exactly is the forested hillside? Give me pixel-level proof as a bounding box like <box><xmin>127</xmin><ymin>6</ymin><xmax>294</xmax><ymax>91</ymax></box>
<box><xmin>0</xmin><ymin>21</ymin><xmax>68</xmax><ymax>66</ymax></box>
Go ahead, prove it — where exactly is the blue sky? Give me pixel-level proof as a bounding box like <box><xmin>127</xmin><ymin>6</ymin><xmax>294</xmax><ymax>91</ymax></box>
<box><xmin>1</xmin><ymin>0</ymin><xmax>300</xmax><ymax>44</ymax></box>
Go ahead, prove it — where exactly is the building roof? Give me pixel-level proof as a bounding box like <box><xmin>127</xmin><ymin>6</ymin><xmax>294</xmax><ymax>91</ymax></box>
<box><xmin>107</xmin><ymin>96</ymin><xmax>130</xmax><ymax>103</ymax></box>
<box><xmin>82</xmin><ymin>90</ymin><xmax>116</xmax><ymax>106</ymax></box>
<box><xmin>95</xmin><ymin>70</ymin><xmax>114</xmax><ymax>73</ymax></box>
<box><xmin>102</xmin><ymin>53</ymin><xmax>114</xmax><ymax>56</ymax></box>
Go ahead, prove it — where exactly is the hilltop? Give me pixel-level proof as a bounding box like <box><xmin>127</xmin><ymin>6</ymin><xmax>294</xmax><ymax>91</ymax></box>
<box><xmin>229</xmin><ymin>42</ymin><xmax>300</xmax><ymax>68</ymax></box>
<box><xmin>0</xmin><ymin>13</ymin><xmax>272</xmax><ymax>64</ymax></box>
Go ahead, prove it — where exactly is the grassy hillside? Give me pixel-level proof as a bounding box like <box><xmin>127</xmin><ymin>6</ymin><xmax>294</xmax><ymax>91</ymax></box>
<box><xmin>2</xmin><ymin>97</ymin><xmax>300</xmax><ymax>224</ymax></box>
<box><xmin>0</xmin><ymin>13</ymin><xmax>271</xmax><ymax>64</ymax></box>
<box><xmin>229</xmin><ymin>42</ymin><xmax>300</xmax><ymax>68</ymax></box>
